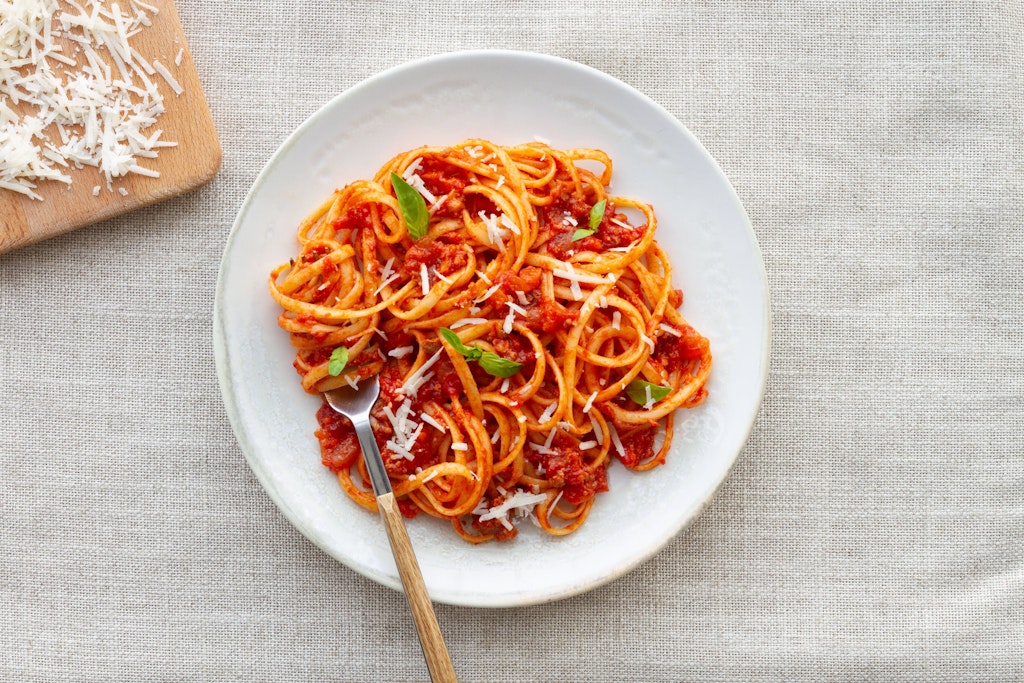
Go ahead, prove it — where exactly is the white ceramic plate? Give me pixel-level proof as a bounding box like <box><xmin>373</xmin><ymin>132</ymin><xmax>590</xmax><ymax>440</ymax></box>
<box><xmin>215</xmin><ymin>50</ymin><xmax>769</xmax><ymax>608</ymax></box>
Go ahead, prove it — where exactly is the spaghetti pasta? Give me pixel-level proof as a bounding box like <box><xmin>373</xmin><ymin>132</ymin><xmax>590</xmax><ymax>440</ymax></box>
<box><xmin>268</xmin><ymin>139</ymin><xmax>711</xmax><ymax>543</ymax></box>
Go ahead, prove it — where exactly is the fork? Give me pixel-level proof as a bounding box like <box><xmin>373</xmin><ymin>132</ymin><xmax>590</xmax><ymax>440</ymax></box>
<box><xmin>324</xmin><ymin>378</ymin><xmax>458</xmax><ymax>683</ymax></box>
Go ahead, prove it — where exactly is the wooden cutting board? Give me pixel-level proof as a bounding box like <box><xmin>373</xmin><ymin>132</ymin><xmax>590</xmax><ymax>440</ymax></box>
<box><xmin>0</xmin><ymin>0</ymin><xmax>221</xmax><ymax>254</ymax></box>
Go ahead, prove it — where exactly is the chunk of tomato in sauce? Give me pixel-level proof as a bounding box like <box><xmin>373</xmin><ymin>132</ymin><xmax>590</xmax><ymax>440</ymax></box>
<box><xmin>527</xmin><ymin>433</ymin><xmax>609</xmax><ymax>505</ymax></box>
<box><xmin>615</xmin><ymin>426</ymin><xmax>655</xmax><ymax>469</ymax></box>
<box><xmin>491</xmin><ymin>333</ymin><xmax>535</xmax><ymax>365</ymax></box>
<box><xmin>654</xmin><ymin>322</ymin><xmax>710</xmax><ymax>373</ymax></box>
<box><xmin>490</xmin><ymin>265</ymin><xmax>577</xmax><ymax>333</ymax></box>
<box><xmin>314</xmin><ymin>401</ymin><xmax>360</xmax><ymax>472</ymax></box>
<box><xmin>400</xmin><ymin>236</ymin><xmax>468</xmax><ymax>278</ymax></box>
<box><xmin>330</xmin><ymin>204</ymin><xmax>372</xmax><ymax>234</ymax></box>
<box><xmin>417</xmin><ymin>158</ymin><xmax>471</xmax><ymax>197</ymax></box>
<box><xmin>472</xmin><ymin>518</ymin><xmax>519</xmax><ymax>542</ymax></box>
<box><xmin>597</xmin><ymin>210</ymin><xmax>646</xmax><ymax>249</ymax></box>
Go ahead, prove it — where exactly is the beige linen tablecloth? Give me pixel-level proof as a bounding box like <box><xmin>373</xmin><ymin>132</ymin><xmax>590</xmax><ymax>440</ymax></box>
<box><xmin>2</xmin><ymin>1</ymin><xmax>1021</xmax><ymax>681</ymax></box>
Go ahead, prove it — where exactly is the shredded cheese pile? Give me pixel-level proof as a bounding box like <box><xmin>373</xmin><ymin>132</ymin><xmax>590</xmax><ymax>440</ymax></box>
<box><xmin>0</xmin><ymin>0</ymin><xmax>181</xmax><ymax>200</ymax></box>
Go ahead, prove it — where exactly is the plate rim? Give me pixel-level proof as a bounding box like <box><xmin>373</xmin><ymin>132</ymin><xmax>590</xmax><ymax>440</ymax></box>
<box><xmin>214</xmin><ymin>48</ymin><xmax>771</xmax><ymax>608</ymax></box>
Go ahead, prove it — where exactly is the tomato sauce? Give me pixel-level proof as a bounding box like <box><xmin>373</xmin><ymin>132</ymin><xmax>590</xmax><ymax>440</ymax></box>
<box><xmin>369</xmin><ymin>358</ymin><xmax>461</xmax><ymax>477</ymax></box>
<box><xmin>616</xmin><ymin>426</ymin><xmax>655</xmax><ymax>469</ymax></box>
<box><xmin>400</xmin><ymin>236</ymin><xmax>468</xmax><ymax>279</ymax></box>
<box><xmin>313</xmin><ymin>355</ymin><xmax>470</xmax><ymax>495</ymax></box>
<box><xmin>654</xmin><ymin>322</ymin><xmax>710</xmax><ymax>373</ymax></box>
<box><xmin>597</xmin><ymin>210</ymin><xmax>646</xmax><ymax>249</ymax></box>
<box><xmin>527</xmin><ymin>432</ymin><xmax>609</xmax><ymax>504</ymax></box>
<box><xmin>471</xmin><ymin>499</ymin><xmax>520</xmax><ymax>541</ymax></box>
<box><xmin>314</xmin><ymin>401</ymin><xmax>360</xmax><ymax>472</ymax></box>
<box><xmin>330</xmin><ymin>204</ymin><xmax>372</xmax><ymax>234</ymax></box>
<box><xmin>418</xmin><ymin>157</ymin><xmax>471</xmax><ymax>197</ymax></box>
<box><xmin>408</xmin><ymin>157</ymin><xmax>500</xmax><ymax>219</ymax></box>
<box><xmin>533</xmin><ymin>297</ymin><xmax>578</xmax><ymax>332</ymax></box>
<box><xmin>465</xmin><ymin>194</ymin><xmax>499</xmax><ymax>217</ymax></box>
<box><xmin>301</xmin><ymin>243</ymin><xmax>331</xmax><ymax>263</ymax></box>
<box><xmin>538</xmin><ymin>185</ymin><xmax>590</xmax><ymax>259</ymax></box>
<box><xmin>490</xmin><ymin>266</ymin><xmax>578</xmax><ymax>333</ymax></box>
<box><xmin>491</xmin><ymin>333</ymin><xmax>535</xmax><ymax>365</ymax></box>
<box><xmin>538</xmin><ymin>187</ymin><xmax>648</xmax><ymax>258</ymax></box>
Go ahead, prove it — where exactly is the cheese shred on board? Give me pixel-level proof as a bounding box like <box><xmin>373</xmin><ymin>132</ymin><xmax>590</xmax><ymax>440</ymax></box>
<box><xmin>0</xmin><ymin>0</ymin><xmax>182</xmax><ymax>200</ymax></box>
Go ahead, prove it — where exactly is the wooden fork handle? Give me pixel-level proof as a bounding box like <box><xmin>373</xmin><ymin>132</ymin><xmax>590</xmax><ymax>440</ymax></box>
<box><xmin>376</xmin><ymin>492</ymin><xmax>458</xmax><ymax>683</ymax></box>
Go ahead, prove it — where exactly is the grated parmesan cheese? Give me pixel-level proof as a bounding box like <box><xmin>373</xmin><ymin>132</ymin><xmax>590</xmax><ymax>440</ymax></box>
<box><xmin>429</xmin><ymin>193</ymin><xmax>448</xmax><ymax>213</ymax></box>
<box><xmin>387</xmin><ymin>345</ymin><xmax>414</xmax><ymax>358</ymax></box>
<box><xmin>499</xmin><ymin>213</ymin><xmax>520</xmax><ymax>236</ymax></box>
<box><xmin>432</xmin><ymin>267</ymin><xmax>453</xmax><ymax>285</ymax></box>
<box><xmin>419</xmin><ymin>263</ymin><xmax>430</xmax><ymax>296</ymax></box>
<box><xmin>608</xmin><ymin>421</ymin><xmax>626</xmax><ymax>458</ymax></box>
<box><xmin>478</xmin><ymin>210</ymin><xmax>507</xmax><ymax>249</ymax></box>
<box><xmin>0</xmin><ymin>0</ymin><xmax>182</xmax><ymax>199</ymax></box>
<box><xmin>502</xmin><ymin>305</ymin><xmax>516</xmax><ymax>334</ymax></box>
<box><xmin>373</xmin><ymin>273</ymin><xmax>399</xmax><ymax>296</ymax></box>
<box><xmin>476</xmin><ymin>489</ymin><xmax>549</xmax><ymax>525</ymax></box>
<box><xmin>476</xmin><ymin>283</ymin><xmax>501</xmax><ymax>304</ymax></box>
<box><xmin>151</xmin><ymin>58</ymin><xmax>181</xmax><ymax>95</ymax></box>
<box><xmin>401</xmin><ymin>157</ymin><xmax>422</xmax><ymax>180</ymax></box>
<box><xmin>400</xmin><ymin>349</ymin><xmax>443</xmax><ymax>396</ymax></box>
<box><xmin>589</xmin><ymin>413</ymin><xmax>604</xmax><ymax>443</ymax></box>
<box><xmin>449</xmin><ymin>317</ymin><xmax>489</xmax><ymax>329</ymax></box>
<box><xmin>543</xmin><ymin>425</ymin><xmax>558</xmax><ymax>450</ymax></box>
<box><xmin>552</xmin><ymin>266</ymin><xmax>609</xmax><ymax>287</ymax></box>
<box><xmin>563</xmin><ymin>262</ymin><xmax>583</xmax><ymax>301</ymax></box>
<box><xmin>506</xmin><ymin>301</ymin><xmax>527</xmax><ymax>316</ymax></box>
<box><xmin>401</xmin><ymin>158</ymin><xmax>436</xmax><ymax>203</ymax></box>
<box><xmin>420</xmin><ymin>412</ymin><xmax>445</xmax><ymax>432</ymax></box>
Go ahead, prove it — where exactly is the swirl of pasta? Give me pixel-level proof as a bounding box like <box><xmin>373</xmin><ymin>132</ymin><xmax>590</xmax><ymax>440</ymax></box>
<box><xmin>269</xmin><ymin>139</ymin><xmax>711</xmax><ymax>542</ymax></box>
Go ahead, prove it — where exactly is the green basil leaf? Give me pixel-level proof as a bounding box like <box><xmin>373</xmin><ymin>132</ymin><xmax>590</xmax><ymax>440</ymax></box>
<box><xmin>589</xmin><ymin>199</ymin><xmax>607</xmax><ymax>231</ymax></box>
<box><xmin>478</xmin><ymin>351</ymin><xmax>523</xmax><ymax>378</ymax></box>
<box><xmin>328</xmin><ymin>346</ymin><xmax>349</xmax><ymax>376</ymax></box>
<box><xmin>625</xmin><ymin>379</ymin><xmax>671</xmax><ymax>406</ymax></box>
<box><xmin>439</xmin><ymin>329</ymin><xmax>521</xmax><ymax>376</ymax></box>
<box><xmin>390</xmin><ymin>172</ymin><xmax>429</xmax><ymax>240</ymax></box>
<box><xmin>571</xmin><ymin>228</ymin><xmax>596</xmax><ymax>241</ymax></box>
<box><xmin>439</xmin><ymin>328</ymin><xmax>482</xmax><ymax>361</ymax></box>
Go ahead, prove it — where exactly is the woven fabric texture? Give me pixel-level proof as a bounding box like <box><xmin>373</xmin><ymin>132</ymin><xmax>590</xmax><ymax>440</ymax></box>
<box><xmin>1</xmin><ymin>1</ymin><xmax>1021</xmax><ymax>681</ymax></box>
